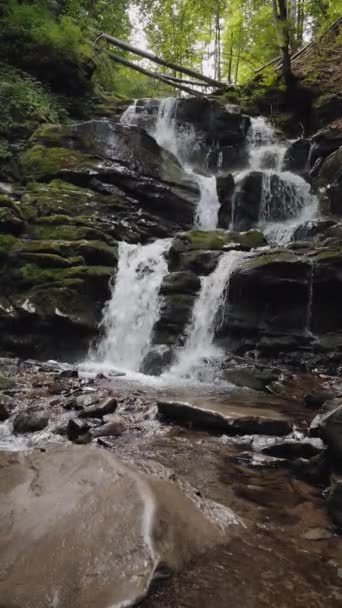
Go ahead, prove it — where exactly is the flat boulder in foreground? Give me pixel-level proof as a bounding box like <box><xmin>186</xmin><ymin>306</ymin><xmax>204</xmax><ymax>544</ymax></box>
<box><xmin>0</xmin><ymin>445</ymin><xmax>238</xmax><ymax>608</ymax></box>
<box><xmin>158</xmin><ymin>399</ymin><xmax>293</xmax><ymax>436</ymax></box>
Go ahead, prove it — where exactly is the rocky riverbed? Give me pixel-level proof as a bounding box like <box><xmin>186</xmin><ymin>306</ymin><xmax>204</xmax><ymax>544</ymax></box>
<box><xmin>1</xmin><ymin>356</ymin><xmax>342</xmax><ymax>606</ymax></box>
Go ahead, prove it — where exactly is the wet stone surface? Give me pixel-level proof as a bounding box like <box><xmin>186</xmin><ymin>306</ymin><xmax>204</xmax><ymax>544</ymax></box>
<box><xmin>0</xmin><ymin>357</ymin><xmax>341</xmax><ymax>606</ymax></box>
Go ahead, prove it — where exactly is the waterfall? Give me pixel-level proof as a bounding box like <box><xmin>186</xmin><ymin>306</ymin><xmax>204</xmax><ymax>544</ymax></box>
<box><xmin>169</xmin><ymin>250</ymin><xmax>246</xmax><ymax>379</ymax></box>
<box><xmin>96</xmin><ymin>239</ymin><xmax>171</xmax><ymax>372</ymax></box>
<box><xmin>246</xmin><ymin>117</ymin><xmax>318</xmax><ymax>245</ymax></box>
<box><xmin>121</xmin><ymin>97</ymin><xmax>221</xmax><ymax>231</ymax></box>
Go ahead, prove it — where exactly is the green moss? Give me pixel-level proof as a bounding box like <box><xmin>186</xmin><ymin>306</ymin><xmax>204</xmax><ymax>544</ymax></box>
<box><xmin>240</xmin><ymin>250</ymin><xmax>297</xmax><ymax>271</ymax></box>
<box><xmin>20</xmin><ymin>145</ymin><xmax>89</xmax><ymax>180</ymax></box>
<box><xmin>0</xmin><ymin>234</ymin><xmax>20</xmax><ymax>259</ymax></box>
<box><xmin>17</xmin><ymin>252</ymin><xmax>85</xmax><ymax>269</ymax></box>
<box><xmin>31</xmin><ymin>223</ymin><xmax>110</xmax><ymax>242</ymax></box>
<box><xmin>181</xmin><ymin>229</ymin><xmax>266</xmax><ymax>251</ymax></box>
<box><xmin>18</xmin><ymin>263</ymin><xmax>112</xmax><ymax>287</ymax></box>
<box><xmin>20</xmin><ymin>238</ymin><xmax>117</xmax><ymax>265</ymax></box>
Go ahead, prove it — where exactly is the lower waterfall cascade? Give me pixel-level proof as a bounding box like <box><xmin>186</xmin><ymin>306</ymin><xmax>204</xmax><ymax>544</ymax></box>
<box><xmin>92</xmin><ymin>97</ymin><xmax>321</xmax><ymax>379</ymax></box>
<box><xmin>94</xmin><ymin>239</ymin><xmax>171</xmax><ymax>372</ymax></box>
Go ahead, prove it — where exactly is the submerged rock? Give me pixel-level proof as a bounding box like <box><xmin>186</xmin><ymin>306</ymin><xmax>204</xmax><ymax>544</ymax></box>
<box><xmin>223</xmin><ymin>365</ymin><xmax>280</xmax><ymax>391</ymax></box>
<box><xmin>12</xmin><ymin>409</ymin><xmax>49</xmax><ymax>434</ymax></box>
<box><xmin>0</xmin><ymin>445</ymin><xmax>239</xmax><ymax>607</ymax></box>
<box><xmin>157</xmin><ymin>400</ymin><xmax>292</xmax><ymax>436</ymax></box>
<box><xmin>78</xmin><ymin>395</ymin><xmax>118</xmax><ymax>419</ymax></box>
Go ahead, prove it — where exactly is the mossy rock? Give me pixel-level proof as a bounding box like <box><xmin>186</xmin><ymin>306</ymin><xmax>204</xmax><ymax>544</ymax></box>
<box><xmin>30</xmin><ymin>223</ymin><xmax>114</xmax><ymax>244</ymax></box>
<box><xmin>13</xmin><ymin>286</ymin><xmax>98</xmax><ymax>330</ymax></box>
<box><xmin>17</xmin><ymin>252</ymin><xmax>85</xmax><ymax>269</ymax></box>
<box><xmin>0</xmin><ymin>207</ymin><xmax>25</xmax><ymax>236</ymax></box>
<box><xmin>17</xmin><ymin>263</ymin><xmax>113</xmax><ymax>288</ymax></box>
<box><xmin>240</xmin><ymin>250</ymin><xmax>298</xmax><ymax>272</ymax></box>
<box><xmin>20</xmin><ymin>239</ymin><xmax>117</xmax><ymax>266</ymax></box>
<box><xmin>179</xmin><ymin>229</ymin><xmax>266</xmax><ymax>251</ymax></box>
<box><xmin>0</xmin><ymin>235</ymin><xmax>20</xmax><ymax>260</ymax></box>
<box><xmin>20</xmin><ymin>145</ymin><xmax>93</xmax><ymax>181</ymax></box>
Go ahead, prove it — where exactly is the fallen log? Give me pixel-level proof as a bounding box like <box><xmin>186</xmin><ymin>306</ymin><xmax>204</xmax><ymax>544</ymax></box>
<box><xmin>96</xmin><ymin>31</ymin><xmax>226</xmax><ymax>89</ymax></box>
<box><xmin>106</xmin><ymin>51</ymin><xmax>202</xmax><ymax>96</ymax></box>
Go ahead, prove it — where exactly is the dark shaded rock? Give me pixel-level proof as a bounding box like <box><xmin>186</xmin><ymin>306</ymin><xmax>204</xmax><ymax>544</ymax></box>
<box><xmin>261</xmin><ymin>438</ymin><xmax>324</xmax><ymax>460</ymax></box>
<box><xmin>160</xmin><ymin>271</ymin><xmax>201</xmax><ymax>296</ymax></box>
<box><xmin>91</xmin><ymin>415</ymin><xmax>126</xmax><ymax>438</ymax></box>
<box><xmin>310</xmin><ymin>247</ymin><xmax>342</xmax><ymax>334</ymax></box>
<box><xmin>315</xmin><ymin>404</ymin><xmax>342</xmax><ymax>465</ymax></box>
<box><xmin>293</xmin><ymin>219</ymin><xmax>336</xmax><ymax>242</ymax></box>
<box><xmin>79</xmin><ymin>396</ymin><xmax>118</xmax><ymax>419</ymax></box>
<box><xmin>217</xmin><ymin>174</ymin><xmax>235</xmax><ymax>229</ymax></box>
<box><xmin>232</xmin><ymin>171</ymin><xmax>263</xmax><ymax>231</ymax></box>
<box><xmin>220</xmin><ymin>251</ymin><xmax>312</xmax><ymax>350</ymax></box>
<box><xmin>316</xmin><ymin>148</ymin><xmax>342</xmax><ymax>216</ymax></box>
<box><xmin>223</xmin><ymin>365</ymin><xmax>280</xmax><ymax>391</ymax></box>
<box><xmin>310</xmin><ymin>127</ymin><xmax>342</xmax><ymax>167</ymax></box>
<box><xmin>66</xmin><ymin>418</ymin><xmax>91</xmax><ymax>443</ymax></box>
<box><xmin>327</xmin><ymin>476</ymin><xmax>342</xmax><ymax>529</ymax></box>
<box><xmin>157</xmin><ymin>400</ymin><xmax>292</xmax><ymax>436</ymax></box>
<box><xmin>59</xmin><ymin>368</ymin><xmax>79</xmax><ymax>379</ymax></box>
<box><xmin>152</xmin><ymin>294</ymin><xmax>195</xmax><ymax>346</ymax></box>
<box><xmin>13</xmin><ymin>409</ymin><xmax>49</xmax><ymax>434</ymax></box>
<box><xmin>304</xmin><ymin>389</ymin><xmax>337</xmax><ymax>410</ymax></box>
<box><xmin>141</xmin><ymin>345</ymin><xmax>173</xmax><ymax>376</ymax></box>
<box><xmin>282</xmin><ymin>139</ymin><xmax>311</xmax><ymax>176</ymax></box>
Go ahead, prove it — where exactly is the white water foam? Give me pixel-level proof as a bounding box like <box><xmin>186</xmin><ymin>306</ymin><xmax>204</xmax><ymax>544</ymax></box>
<box><xmin>168</xmin><ymin>250</ymin><xmax>247</xmax><ymax>380</ymax></box>
<box><xmin>94</xmin><ymin>239</ymin><xmax>171</xmax><ymax>372</ymax></box>
<box><xmin>245</xmin><ymin>117</ymin><xmax>318</xmax><ymax>244</ymax></box>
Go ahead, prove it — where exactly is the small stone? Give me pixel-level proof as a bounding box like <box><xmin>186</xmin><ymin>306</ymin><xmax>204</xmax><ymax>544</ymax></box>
<box><xmin>301</xmin><ymin>528</ymin><xmax>332</xmax><ymax>541</ymax></box>
<box><xmin>91</xmin><ymin>415</ymin><xmax>126</xmax><ymax>439</ymax></box>
<box><xmin>66</xmin><ymin>418</ymin><xmax>90</xmax><ymax>442</ymax></box>
<box><xmin>59</xmin><ymin>369</ymin><xmax>79</xmax><ymax>379</ymax></box>
<box><xmin>79</xmin><ymin>396</ymin><xmax>118</xmax><ymax>419</ymax></box>
<box><xmin>13</xmin><ymin>410</ymin><xmax>49</xmax><ymax>434</ymax></box>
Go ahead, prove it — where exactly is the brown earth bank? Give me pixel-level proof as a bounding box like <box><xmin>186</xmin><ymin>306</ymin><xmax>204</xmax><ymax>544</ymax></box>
<box><xmin>0</xmin><ymin>358</ymin><xmax>342</xmax><ymax>606</ymax></box>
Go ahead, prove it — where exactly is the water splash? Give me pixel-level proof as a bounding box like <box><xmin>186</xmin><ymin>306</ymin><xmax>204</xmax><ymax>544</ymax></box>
<box><xmin>246</xmin><ymin>117</ymin><xmax>318</xmax><ymax>244</ymax></box>
<box><xmin>168</xmin><ymin>250</ymin><xmax>247</xmax><ymax>380</ymax></box>
<box><xmin>95</xmin><ymin>239</ymin><xmax>171</xmax><ymax>372</ymax></box>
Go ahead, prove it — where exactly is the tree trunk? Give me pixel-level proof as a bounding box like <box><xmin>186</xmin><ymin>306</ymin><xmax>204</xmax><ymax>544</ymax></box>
<box><xmin>272</xmin><ymin>0</ymin><xmax>292</xmax><ymax>83</ymax></box>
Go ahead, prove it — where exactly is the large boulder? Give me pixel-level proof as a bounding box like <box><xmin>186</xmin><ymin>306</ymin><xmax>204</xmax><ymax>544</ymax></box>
<box><xmin>282</xmin><ymin>139</ymin><xmax>311</xmax><ymax>177</ymax></box>
<box><xmin>20</xmin><ymin>120</ymin><xmax>199</xmax><ymax>228</ymax></box>
<box><xmin>220</xmin><ymin>250</ymin><xmax>313</xmax><ymax>353</ymax></box>
<box><xmin>232</xmin><ymin>171</ymin><xmax>263</xmax><ymax>231</ymax></box>
<box><xmin>310</xmin><ymin>247</ymin><xmax>342</xmax><ymax>335</ymax></box>
<box><xmin>315</xmin><ymin>148</ymin><xmax>342</xmax><ymax>216</ymax></box>
<box><xmin>310</xmin><ymin>127</ymin><xmax>342</xmax><ymax>167</ymax></box>
<box><xmin>0</xmin><ymin>445</ymin><xmax>238</xmax><ymax>607</ymax></box>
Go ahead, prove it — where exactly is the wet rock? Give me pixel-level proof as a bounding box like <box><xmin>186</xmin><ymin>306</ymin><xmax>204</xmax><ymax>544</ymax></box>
<box><xmin>316</xmin><ymin>148</ymin><xmax>342</xmax><ymax>216</ymax></box>
<box><xmin>327</xmin><ymin>475</ymin><xmax>342</xmax><ymax>529</ymax></box>
<box><xmin>59</xmin><ymin>368</ymin><xmax>79</xmax><ymax>379</ymax></box>
<box><xmin>304</xmin><ymin>389</ymin><xmax>339</xmax><ymax>410</ymax></box>
<box><xmin>310</xmin><ymin>127</ymin><xmax>342</xmax><ymax>167</ymax></box>
<box><xmin>282</xmin><ymin>139</ymin><xmax>311</xmax><ymax>177</ymax></box>
<box><xmin>232</xmin><ymin>171</ymin><xmax>263</xmax><ymax>231</ymax></box>
<box><xmin>301</xmin><ymin>527</ymin><xmax>333</xmax><ymax>541</ymax></box>
<box><xmin>0</xmin><ymin>445</ymin><xmax>238</xmax><ymax>607</ymax></box>
<box><xmin>141</xmin><ymin>345</ymin><xmax>173</xmax><ymax>376</ymax></box>
<box><xmin>261</xmin><ymin>437</ymin><xmax>324</xmax><ymax>460</ymax></box>
<box><xmin>0</xmin><ymin>392</ymin><xmax>15</xmax><ymax>421</ymax></box>
<box><xmin>223</xmin><ymin>365</ymin><xmax>280</xmax><ymax>391</ymax></box>
<box><xmin>217</xmin><ymin>174</ymin><xmax>235</xmax><ymax>229</ymax></box>
<box><xmin>79</xmin><ymin>396</ymin><xmax>118</xmax><ymax>419</ymax></box>
<box><xmin>293</xmin><ymin>219</ymin><xmax>336</xmax><ymax>242</ymax></box>
<box><xmin>91</xmin><ymin>415</ymin><xmax>126</xmax><ymax>438</ymax></box>
<box><xmin>220</xmin><ymin>250</ymin><xmax>312</xmax><ymax>350</ymax></box>
<box><xmin>66</xmin><ymin>418</ymin><xmax>91</xmax><ymax>443</ymax></box>
<box><xmin>314</xmin><ymin>404</ymin><xmax>342</xmax><ymax>465</ymax></box>
<box><xmin>13</xmin><ymin>409</ymin><xmax>49</xmax><ymax>434</ymax></box>
<box><xmin>160</xmin><ymin>271</ymin><xmax>201</xmax><ymax>296</ymax></box>
<box><xmin>157</xmin><ymin>400</ymin><xmax>292</xmax><ymax>436</ymax></box>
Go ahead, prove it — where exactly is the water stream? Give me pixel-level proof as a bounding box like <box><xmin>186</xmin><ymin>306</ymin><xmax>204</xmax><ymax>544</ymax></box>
<box><xmin>166</xmin><ymin>250</ymin><xmax>247</xmax><ymax>381</ymax></box>
<box><xmin>94</xmin><ymin>239</ymin><xmax>171</xmax><ymax>372</ymax></box>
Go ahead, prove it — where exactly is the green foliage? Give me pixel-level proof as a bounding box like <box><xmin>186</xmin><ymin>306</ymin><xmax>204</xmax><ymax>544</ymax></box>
<box><xmin>0</xmin><ymin>64</ymin><xmax>65</xmax><ymax>142</ymax></box>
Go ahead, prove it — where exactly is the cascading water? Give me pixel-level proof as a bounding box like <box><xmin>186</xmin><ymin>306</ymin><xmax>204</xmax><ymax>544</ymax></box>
<box><xmin>168</xmin><ymin>250</ymin><xmax>247</xmax><ymax>380</ymax></box>
<box><xmin>121</xmin><ymin>97</ymin><xmax>221</xmax><ymax>230</ymax></box>
<box><xmin>247</xmin><ymin>117</ymin><xmax>318</xmax><ymax>245</ymax></box>
<box><xmin>95</xmin><ymin>239</ymin><xmax>171</xmax><ymax>372</ymax></box>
